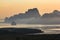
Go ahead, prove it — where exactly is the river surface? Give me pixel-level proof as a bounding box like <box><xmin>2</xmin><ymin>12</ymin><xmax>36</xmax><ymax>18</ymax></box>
<box><xmin>0</xmin><ymin>23</ymin><xmax>60</xmax><ymax>34</ymax></box>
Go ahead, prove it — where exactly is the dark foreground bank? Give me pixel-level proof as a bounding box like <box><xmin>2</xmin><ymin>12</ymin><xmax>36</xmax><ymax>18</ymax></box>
<box><xmin>0</xmin><ymin>28</ymin><xmax>60</xmax><ymax>40</ymax></box>
<box><xmin>0</xmin><ymin>34</ymin><xmax>60</xmax><ymax>40</ymax></box>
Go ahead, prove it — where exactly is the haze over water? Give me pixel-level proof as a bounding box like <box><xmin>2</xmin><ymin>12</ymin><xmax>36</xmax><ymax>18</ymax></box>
<box><xmin>0</xmin><ymin>23</ymin><xmax>60</xmax><ymax>34</ymax></box>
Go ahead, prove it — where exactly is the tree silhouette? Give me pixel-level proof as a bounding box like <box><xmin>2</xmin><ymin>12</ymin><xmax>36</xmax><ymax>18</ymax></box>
<box><xmin>11</xmin><ymin>21</ymin><xmax>16</xmax><ymax>25</ymax></box>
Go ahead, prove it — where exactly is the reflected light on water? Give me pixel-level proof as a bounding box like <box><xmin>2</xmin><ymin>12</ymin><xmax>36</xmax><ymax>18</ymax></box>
<box><xmin>49</xmin><ymin>29</ymin><xmax>60</xmax><ymax>30</ymax></box>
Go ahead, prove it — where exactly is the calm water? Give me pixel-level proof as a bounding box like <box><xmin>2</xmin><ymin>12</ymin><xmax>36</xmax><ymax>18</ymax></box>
<box><xmin>0</xmin><ymin>23</ymin><xmax>60</xmax><ymax>34</ymax></box>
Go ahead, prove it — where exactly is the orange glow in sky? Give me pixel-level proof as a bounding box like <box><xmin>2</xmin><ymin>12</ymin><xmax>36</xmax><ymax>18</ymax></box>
<box><xmin>0</xmin><ymin>0</ymin><xmax>60</xmax><ymax>19</ymax></box>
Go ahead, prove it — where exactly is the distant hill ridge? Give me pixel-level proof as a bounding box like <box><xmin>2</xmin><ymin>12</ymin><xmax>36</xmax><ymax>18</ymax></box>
<box><xmin>42</xmin><ymin>10</ymin><xmax>60</xmax><ymax>18</ymax></box>
<box><xmin>4</xmin><ymin>8</ymin><xmax>60</xmax><ymax>24</ymax></box>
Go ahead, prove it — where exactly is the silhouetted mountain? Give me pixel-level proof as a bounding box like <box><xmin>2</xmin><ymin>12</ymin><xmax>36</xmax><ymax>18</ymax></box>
<box><xmin>5</xmin><ymin>8</ymin><xmax>40</xmax><ymax>23</ymax></box>
<box><xmin>4</xmin><ymin>8</ymin><xmax>60</xmax><ymax>24</ymax></box>
<box><xmin>42</xmin><ymin>10</ymin><xmax>60</xmax><ymax>18</ymax></box>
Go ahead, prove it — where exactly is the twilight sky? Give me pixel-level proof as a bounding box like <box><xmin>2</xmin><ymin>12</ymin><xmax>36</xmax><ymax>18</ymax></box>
<box><xmin>0</xmin><ymin>0</ymin><xmax>60</xmax><ymax>19</ymax></box>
